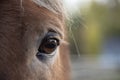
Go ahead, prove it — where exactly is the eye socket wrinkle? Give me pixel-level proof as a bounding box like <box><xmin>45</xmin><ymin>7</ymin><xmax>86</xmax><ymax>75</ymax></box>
<box><xmin>48</xmin><ymin>28</ymin><xmax>64</xmax><ymax>39</ymax></box>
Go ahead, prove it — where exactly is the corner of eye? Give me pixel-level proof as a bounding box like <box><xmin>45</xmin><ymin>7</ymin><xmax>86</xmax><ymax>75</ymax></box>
<box><xmin>61</xmin><ymin>40</ymin><xmax>69</xmax><ymax>45</ymax></box>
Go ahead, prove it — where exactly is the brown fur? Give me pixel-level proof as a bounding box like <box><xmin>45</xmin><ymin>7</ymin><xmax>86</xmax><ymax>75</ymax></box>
<box><xmin>0</xmin><ymin>0</ymin><xmax>70</xmax><ymax>80</ymax></box>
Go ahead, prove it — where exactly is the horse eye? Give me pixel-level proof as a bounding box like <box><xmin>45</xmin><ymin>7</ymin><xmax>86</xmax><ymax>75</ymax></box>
<box><xmin>38</xmin><ymin>35</ymin><xmax>60</xmax><ymax>54</ymax></box>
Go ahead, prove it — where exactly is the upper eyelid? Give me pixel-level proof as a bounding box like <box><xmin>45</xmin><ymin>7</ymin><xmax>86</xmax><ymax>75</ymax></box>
<box><xmin>46</xmin><ymin>31</ymin><xmax>61</xmax><ymax>41</ymax></box>
<box><xmin>48</xmin><ymin>29</ymin><xmax>69</xmax><ymax>45</ymax></box>
<box><xmin>48</xmin><ymin>28</ymin><xmax>64</xmax><ymax>39</ymax></box>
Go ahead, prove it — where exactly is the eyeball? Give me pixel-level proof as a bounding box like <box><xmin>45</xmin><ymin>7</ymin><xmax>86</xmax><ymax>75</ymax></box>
<box><xmin>38</xmin><ymin>32</ymin><xmax>60</xmax><ymax>54</ymax></box>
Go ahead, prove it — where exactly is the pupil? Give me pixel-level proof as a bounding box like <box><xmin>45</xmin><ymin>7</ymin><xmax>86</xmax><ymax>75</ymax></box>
<box><xmin>45</xmin><ymin>39</ymin><xmax>57</xmax><ymax>49</ymax></box>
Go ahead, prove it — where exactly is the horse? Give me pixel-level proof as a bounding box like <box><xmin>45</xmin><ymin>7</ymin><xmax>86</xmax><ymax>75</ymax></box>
<box><xmin>0</xmin><ymin>0</ymin><xmax>70</xmax><ymax>80</ymax></box>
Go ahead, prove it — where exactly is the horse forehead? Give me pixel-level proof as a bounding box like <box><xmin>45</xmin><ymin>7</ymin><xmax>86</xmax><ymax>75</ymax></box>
<box><xmin>22</xmin><ymin>0</ymin><xmax>64</xmax><ymax>33</ymax></box>
<box><xmin>0</xmin><ymin>1</ymin><xmax>63</xmax><ymax>27</ymax></box>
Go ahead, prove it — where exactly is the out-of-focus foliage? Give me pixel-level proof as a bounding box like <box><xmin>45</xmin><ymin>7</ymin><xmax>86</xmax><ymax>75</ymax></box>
<box><xmin>65</xmin><ymin>1</ymin><xmax>120</xmax><ymax>80</ymax></box>
<box><xmin>67</xmin><ymin>0</ymin><xmax>120</xmax><ymax>55</ymax></box>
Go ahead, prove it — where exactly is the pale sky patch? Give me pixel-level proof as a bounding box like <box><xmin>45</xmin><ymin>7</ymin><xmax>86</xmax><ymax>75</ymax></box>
<box><xmin>64</xmin><ymin>0</ymin><xmax>108</xmax><ymax>13</ymax></box>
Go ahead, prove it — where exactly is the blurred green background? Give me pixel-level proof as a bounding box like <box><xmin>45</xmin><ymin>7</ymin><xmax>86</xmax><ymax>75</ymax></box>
<box><xmin>64</xmin><ymin>0</ymin><xmax>120</xmax><ymax>80</ymax></box>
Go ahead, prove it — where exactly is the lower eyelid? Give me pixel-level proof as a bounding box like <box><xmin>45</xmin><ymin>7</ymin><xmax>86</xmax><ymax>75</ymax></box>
<box><xmin>36</xmin><ymin>49</ymin><xmax>57</xmax><ymax>62</ymax></box>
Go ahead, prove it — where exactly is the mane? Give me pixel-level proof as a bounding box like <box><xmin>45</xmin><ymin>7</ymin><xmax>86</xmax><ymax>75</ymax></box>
<box><xmin>32</xmin><ymin>0</ymin><xmax>63</xmax><ymax>14</ymax></box>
